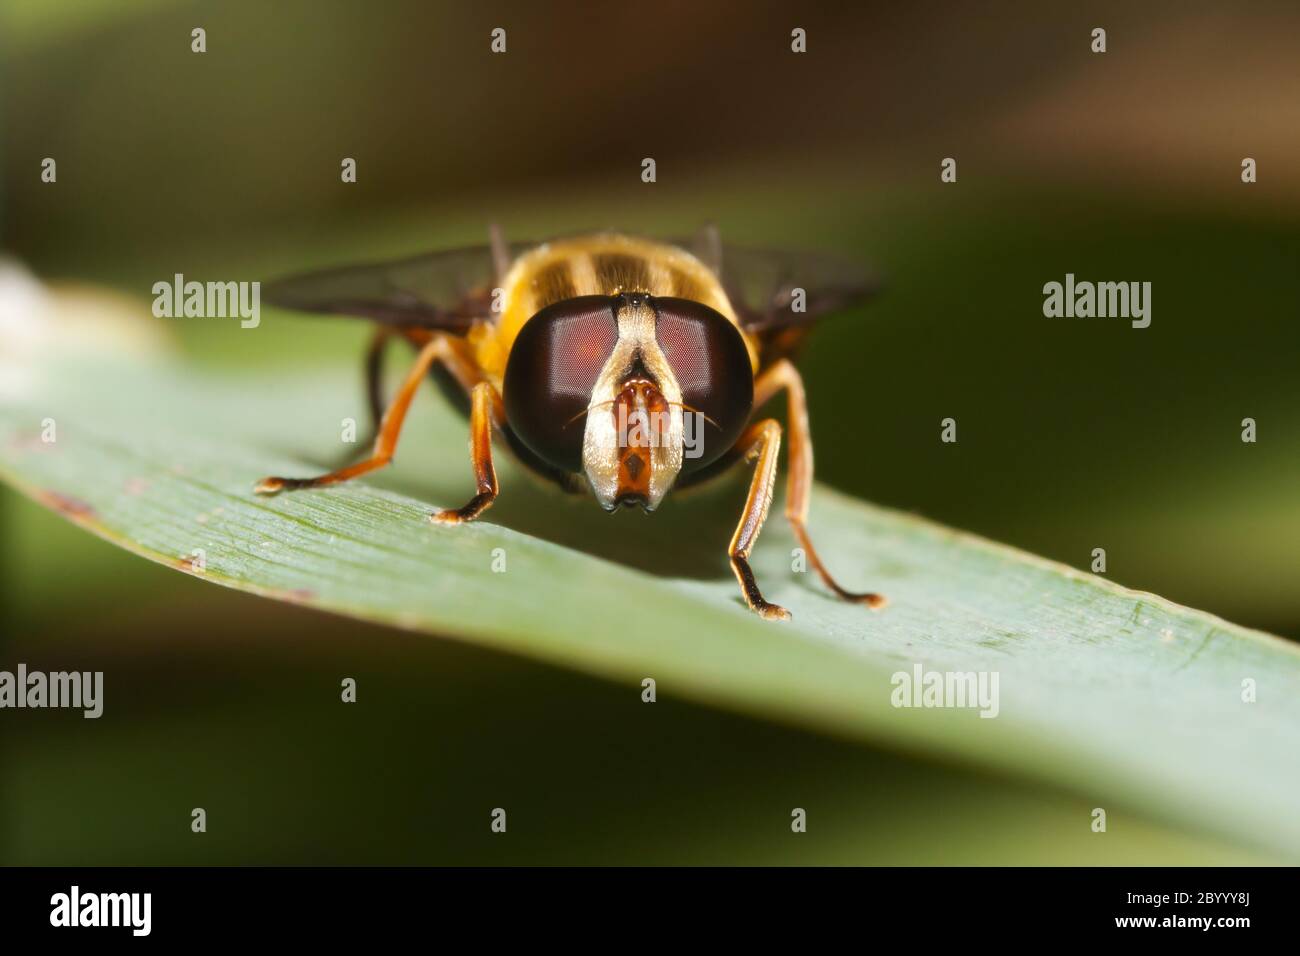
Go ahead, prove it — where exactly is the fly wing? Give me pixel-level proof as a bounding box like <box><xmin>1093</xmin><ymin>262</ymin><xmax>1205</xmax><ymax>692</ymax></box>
<box><xmin>266</xmin><ymin>235</ymin><xmax>878</xmax><ymax>335</ymax></box>
<box><xmin>710</xmin><ymin>242</ymin><xmax>881</xmax><ymax>333</ymax></box>
<box><xmin>264</xmin><ymin>242</ymin><xmax>536</xmax><ymax>331</ymax></box>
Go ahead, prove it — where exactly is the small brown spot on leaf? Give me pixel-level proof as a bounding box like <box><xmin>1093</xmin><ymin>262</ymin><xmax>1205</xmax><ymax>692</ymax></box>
<box><xmin>40</xmin><ymin>490</ymin><xmax>95</xmax><ymax>519</ymax></box>
<box><xmin>7</xmin><ymin>432</ymin><xmax>51</xmax><ymax>454</ymax></box>
<box><xmin>124</xmin><ymin>477</ymin><xmax>150</xmax><ymax>496</ymax></box>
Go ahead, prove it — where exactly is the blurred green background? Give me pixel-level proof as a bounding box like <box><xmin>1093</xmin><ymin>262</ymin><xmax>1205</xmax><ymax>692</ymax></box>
<box><xmin>2</xmin><ymin>0</ymin><xmax>1297</xmax><ymax>863</ymax></box>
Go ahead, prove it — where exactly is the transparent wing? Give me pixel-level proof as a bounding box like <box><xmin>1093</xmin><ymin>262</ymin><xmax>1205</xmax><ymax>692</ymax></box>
<box><xmin>263</xmin><ymin>242</ymin><xmax>536</xmax><ymax>330</ymax></box>
<box><xmin>265</xmin><ymin>234</ymin><xmax>878</xmax><ymax>333</ymax></box>
<box><xmin>697</xmin><ymin>240</ymin><xmax>881</xmax><ymax>332</ymax></box>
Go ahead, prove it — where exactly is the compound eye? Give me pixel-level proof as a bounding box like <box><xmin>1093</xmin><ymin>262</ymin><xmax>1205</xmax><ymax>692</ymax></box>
<box><xmin>653</xmin><ymin>297</ymin><xmax>753</xmax><ymax>472</ymax></box>
<box><xmin>504</xmin><ymin>296</ymin><xmax>619</xmax><ymax>472</ymax></box>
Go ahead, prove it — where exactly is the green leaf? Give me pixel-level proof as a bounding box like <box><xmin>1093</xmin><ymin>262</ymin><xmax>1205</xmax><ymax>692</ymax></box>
<box><xmin>4</xmin><ymin>287</ymin><xmax>1298</xmax><ymax>861</ymax></box>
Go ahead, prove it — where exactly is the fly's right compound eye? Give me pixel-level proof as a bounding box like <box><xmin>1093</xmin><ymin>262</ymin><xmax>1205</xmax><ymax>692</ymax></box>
<box><xmin>503</xmin><ymin>296</ymin><xmax>620</xmax><ymax>473</ymax></box>
<box><xmin>651</xmin><ymin>297</ymin><xmax>754</xmax><ymax>472</ymax></box>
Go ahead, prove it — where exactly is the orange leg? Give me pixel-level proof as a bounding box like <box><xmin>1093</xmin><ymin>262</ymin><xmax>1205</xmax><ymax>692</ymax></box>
<box><xmin>729</xmin><ymin>418</ymin><xmax>790</xmax><ymax>620</ymax></box>
<box><xmin>752</xmin><ymin>359</ymin><xmax>886</xmax><ymax>610</ymax></box>
<box><xmin>327</xmin><ymin>326</ymin><xmax>394</xmax><ymax>468</ymax></box>
<box><xmin>431</xmin><ymin>380</ymin><xmax>502</xmax><ymax>524</ymax></box>
<box><xmin>254</xmin><ymin>333</ymin><xmax>501</xmax><ymax>525</ymax></box>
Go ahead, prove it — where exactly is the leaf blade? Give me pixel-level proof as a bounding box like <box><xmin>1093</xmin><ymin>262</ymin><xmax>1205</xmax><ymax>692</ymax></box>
<box><xmin>5</xmin><ymin>353</ymin><xmax>1299</xmax><ymax>860</ymax></box>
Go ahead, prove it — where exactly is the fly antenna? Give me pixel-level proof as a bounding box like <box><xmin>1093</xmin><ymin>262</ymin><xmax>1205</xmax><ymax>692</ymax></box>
<box><xmin>669</xmin><ymin>400</ymin><xmax>720</xmax><ymax>431</ymax></box>
<box><xmin>565</xmin><ymin>400</ymin><xmax>616</xmax><ymax>429</ymax></box>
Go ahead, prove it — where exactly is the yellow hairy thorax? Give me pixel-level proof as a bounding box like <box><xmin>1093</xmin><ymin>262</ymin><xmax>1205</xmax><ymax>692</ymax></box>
<box><xmin>468</xmin><ymin>232</ymin><xmax>752</xmax><ymax>385</ymax></box>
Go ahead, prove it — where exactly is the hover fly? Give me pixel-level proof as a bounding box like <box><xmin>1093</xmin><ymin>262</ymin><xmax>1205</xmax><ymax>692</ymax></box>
<box><xmin>255</xmin><ymin>225</ymin><xmax>884</xmax><ymax>620</ymax></box>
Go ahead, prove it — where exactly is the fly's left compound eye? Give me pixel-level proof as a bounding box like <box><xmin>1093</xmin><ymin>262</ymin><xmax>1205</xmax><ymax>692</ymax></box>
<box><xmin>503</xmin><ymin>296</ymin><xmax>620</xmax><ymax>473</ymax></box>
<box><xmin>652</xmin><ymin>297</ymin><xmax>753</xmax><ymax>472</ymax></box>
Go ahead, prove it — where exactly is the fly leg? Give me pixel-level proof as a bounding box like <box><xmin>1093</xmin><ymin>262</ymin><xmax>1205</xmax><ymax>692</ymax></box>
<box><xmin>430</xmin><ymin>380</ymin><xmax>503</xmax><ymax>524</ymax></box>
<box><xmin>254</xmin><ymin>331</ymin><xmax>481</xmax><ymax>495</ymax></box>
<box><xmin>752</xmin><ymin>359</ymin><xmax>885</xmax><ymax>609</ymax></box>
<box><xmin>728</xmin><ymin>418</ymin><xmax>790</xmax><ymax>621</ymax></box>
<box><xmin>327</xmin><ymin>327</ymin><xmax>392</xmax><ymax>468</ymax></box>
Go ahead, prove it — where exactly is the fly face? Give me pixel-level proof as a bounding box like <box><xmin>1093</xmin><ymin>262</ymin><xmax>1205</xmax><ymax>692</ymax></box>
<box><xmin>503</xmin><ymin>292</ymin><xmax>753</xmax><ymax>512</ymax></box>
